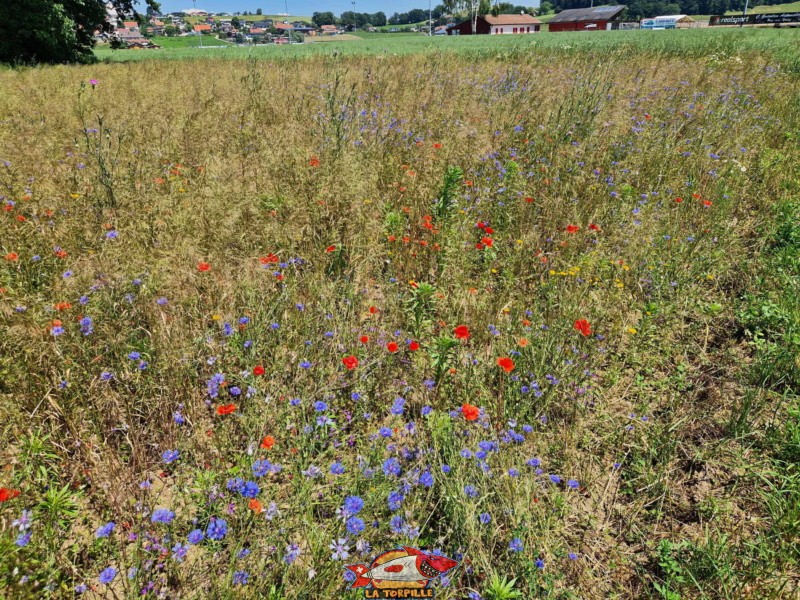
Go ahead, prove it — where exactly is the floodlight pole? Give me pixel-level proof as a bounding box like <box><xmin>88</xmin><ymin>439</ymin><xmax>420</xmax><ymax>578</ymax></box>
<box><xmin>352</xmin><ymin>0</ymin><xmax>356</xmax><ymax>31</ymax></box>
<box><xmin>429</xmin><ymin>0</ymin><xmax>432</xmax><ymax>35</ymax></box>
<box><xmin>743</xmin><ymin>0</ymin><xmax>749</xmax><ymax>15</ymax></box>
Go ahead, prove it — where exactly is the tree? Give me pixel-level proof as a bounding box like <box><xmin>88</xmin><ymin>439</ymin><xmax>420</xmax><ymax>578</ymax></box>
<box><xmin>312</xmin><ymin>11</ymin><xmax>338</xmax><ymax>26</ymax></box>
<box><xmin>0</xmin><ymin>0</ymin><xmax>160</xmax><ymax>65</ymax></box>
<box><xmin>372</xmin><ymin>11</ymin><xmax>387</xmax><ymax>26</ymax></box>
<box><xmin>232</xmin><ymin>16</ymin><xmax>241</xmax><ymax>28</ymax></box>
<box><xmin>256</xmin><ymin>8</ymin><xmax>263</xmax><ymax>15</ymax></box>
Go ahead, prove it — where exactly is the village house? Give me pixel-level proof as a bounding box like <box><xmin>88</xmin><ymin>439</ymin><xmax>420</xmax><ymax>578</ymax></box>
<box><xmin>449</xmin><ymin>13</ymin><xmax>542</xmax><ymax>35</ymax></box>
<box><xmin>319</xmin><ymin>24</ymin><xmax>339</xmax><ymax>35</ymax></box>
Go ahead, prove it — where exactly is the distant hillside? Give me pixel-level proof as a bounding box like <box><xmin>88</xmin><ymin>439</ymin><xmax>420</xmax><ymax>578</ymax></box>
<box><xmin>182</xmin><ymin>14</ymin><xmax>312</xmax><ymax>25</ymax></box>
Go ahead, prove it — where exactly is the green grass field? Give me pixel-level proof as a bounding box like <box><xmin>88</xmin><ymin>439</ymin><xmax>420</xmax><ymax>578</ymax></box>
<box><xmin>2</xmin><ymin>25</ymin><xmax>800</xmax><ymax>600</ymax></box>
<box><xmin>94</xmin><ymin>27</ymin><xmax>800</xmax><ymax>66</ymax></box>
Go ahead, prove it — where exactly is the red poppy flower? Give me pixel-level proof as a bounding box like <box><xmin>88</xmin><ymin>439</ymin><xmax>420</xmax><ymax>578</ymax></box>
<box><xmin>484</xmin><ymin>227</ymin><xmax>494</xmax><ymax>234</ymax></box>
<box><xmin>525</xmin><ymin>197</ymin><xmax>534</xmax><ymax>203</ymax></box>
<box><xmin>703</xmin><ymin>200</ymin><xmax>712</xmax><ymax>207</ymax></box>
<box><xmin>477</xmin><ymin>222</ymin><xmax>487</xmax><ymax>230</ymax></box>
<box><xmin>253</xmin><ymin>365</ymin><xmax>265</xmax><ymax>376</ymax></box>
<box><xmin>454</xmin><ymin>325</ymin><xmax>470</xmax><ymax>340</ymax></box>
<box><xmin>573</xmin><ymin>319</ymin><xmax>592</xmax><ymax>337</ymax></box>
<box><xmin>342</xmin><ymin>355</ymin><xmax>359</xmax><ymax>370</ymax></box>
<box><xmin>675</xmin><ymin>197</ymin><xmax>683</xmax><ymax>203</ymax></box>
<box><xmin>309</xmin><ymin>156</ymin><xmax>320</xmax><ymax>168</ymax></box>
<box><xmin>5</xmin><ymin>252</ymin><xmax>18</xmax><ymax>261</ymax></box>
<box><xmin>461</xmin><ymin>403</ymin><xmax>480</xmax><ymax>421</ymax></box>
<box><xmin>386</xmin><ymin>342</ymin><xmax>399</xmax><ymax>353</ymax></box>
<box><xmin>54</xmin><ymin>249</ymin><xmax>68</xmax><ymax>259</ymax></box>
<box><xmin>432</xmin><ymin>143</ymin><xmax>442</xmax><ymax>150</ymax></box>
<box><xmin>369</xmin><ymin>306</ymin><xmax>379</xmax><ymax>314</ymax></box>
<box><xmin>259</xmin><ymin>253</ymin><xmax>279</xmax><ymax>264</ymax></box>
<box><xmin>408</xmin><ymin>341</ymin><xmax>420</xmax><ymax>351</ymax></box>
<box><xmin>216</xmin><ymin>404</ymin><xmax>236</xmax><ymax>415</ymax></box>
<box><xmin>481</xmin><ymin>237</ymin><xmax>494</xmax><ymax>248</ymax></box>
<box><xmin>589</xmin><ymin>223</ymin><xmax>601</xmax><ymax>231</ymax></box>
<box><xmin>260</xmin><ymin>435</ymin><xmax>275</xmax><ymax>449</ymax></box>
<box><xmin>0</xmin><ymin>488</ymin><xmax>20</xmax><ymax>502</ymax></box>
<box><xmin>497</xmin><ymin>357</ymin><xmax>515</xmax><ymax>373</ymax></box>
<box><xmin>565</xmin><ymin>224</ymin><xmax>581</xmax><ymax>234</ymax></box>
<box><xmin>198</xmin><ymin>262</ymin><xmax>211</xmax><ymax>272</ymax></box>
<box><xmin>54</xmin><ymin>302</ymin><xmax>72</xmax><ymax>311</ymax></box>
<box><xmin>325</xmin><ymin>245</ymin><xmax>336</xmax><ymax>253</ymax></box>
<box><xmin>248</xmin><ymin>499</ymin><xmax>263</xmax><ymax>512</ymax></box>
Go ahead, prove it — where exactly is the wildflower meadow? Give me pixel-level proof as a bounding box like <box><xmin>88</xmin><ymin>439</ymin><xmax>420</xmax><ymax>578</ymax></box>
<box><xmin>1</xmin><ymin>34</ymin><xmax>799</xmax><ymax>599</ymax></box>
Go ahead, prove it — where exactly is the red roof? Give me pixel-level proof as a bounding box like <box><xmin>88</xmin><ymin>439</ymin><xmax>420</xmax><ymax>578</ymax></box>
<box><xmin>484</xmin><ymin>14</ymin><xmax>542</xmax><ymax>25</ymax></box>
<box><xmin>250</xmin><ymin>27</ymin><xmax>266</xmax><ymax>34</ymax></box>
<box><xmin>123</xmin><ymin>21</ymin><xmax>138</xmax><ymax>29</ymax></box>
<box><xmin>274</xmin><ymin>22</ymin><xmax>294</xmax><ymax>30</ymax></box>
<box><xmin>194</xmin><ymin>24</ymin><xmax>212</xmax><ymax>32</ymax></box>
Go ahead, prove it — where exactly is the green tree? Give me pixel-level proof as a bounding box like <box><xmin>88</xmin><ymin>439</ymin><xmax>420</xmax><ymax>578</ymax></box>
<box><xmin>0</xmin><ymin>0</ymin><xmax>160</xmax><ymax>65</ymax></box>
<box><xmin>256</xmin><ymin>8</ymin><xmax>263</xmax><ymax>14</ymax></box>
<box><xmin>232</xmin><ymin>16</ymin><xmax>241</xmax><ymax>28</ymax></box>
<box><xmin>312</xmin><ymin>11</ymin><xmax>338</xmax><ymax>26</ymax></box>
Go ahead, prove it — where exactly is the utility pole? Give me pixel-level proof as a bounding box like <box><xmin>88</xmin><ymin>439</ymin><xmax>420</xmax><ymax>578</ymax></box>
<box><xmin>194</xmin><ymin>0</ymin><xmax>202</xmax><ymax>47</ymax></box>
<box><xmin>429</xmin><ymin>0</ymin><xmax>432</xmax><ymax>35</ymax></box>
<box><xmin>743</xmin><ymin>0</ymin><xmax>749</xmax><ymax>15</ymax></box>
<box><xmin>352</xmin><ymin>0</ymin><xmax>356</xmax><ymax>31</ymax></box>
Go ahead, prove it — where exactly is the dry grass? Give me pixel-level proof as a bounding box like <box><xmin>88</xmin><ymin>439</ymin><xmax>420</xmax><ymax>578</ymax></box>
<box><xmin>0</xmin><ymin>46</ymin><xmax>798</xmax><ymax>599</ymax></box>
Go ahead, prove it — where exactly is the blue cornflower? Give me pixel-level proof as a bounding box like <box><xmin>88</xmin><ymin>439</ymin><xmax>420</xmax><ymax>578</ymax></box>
<box><xmin>187</xmin><ymin>529</ymin><xmax>204</xmax><ymax>544</ymax></box>
<box><xmin>98</xmin><ymin>567</ymin><xmax>117</xmax><ymax>585</ymax></box>
<box><xmin>329</xmin><ymin>538</ymin><xmax>350</xmax><ymax>561</ymax></box>
<box><xmin>241</xmin><ymin>481</ymin><xmax>260</xmax><ymax>498</ymax></box>
<box><xmin>549</xmin><ymin>474</ymin><xmax>561</xmax><ymax>484</ymax></box>
<box><xmin>509</xmin><ymin>538</ymin><xmax>523</xmax><ymax>552</ymax></box>
<box><xmin>162</xmin><ymin>449</ymin><xmax>179</xmax><ymax>464</ymax></box>
<box><xmin>151</xmin><ymin>508</ymin><xmax>175</xmax><ymax>524</ymax></box>
<box><xmin>383</xmin><ymin>458</ymin><xmax>401</xmax><ymax>477</ymax></box>
<box><xmin>95</xmin><ymin>522</ymin><xmax>116</xmax><ymax>538</ymax></box>
<box><xmin>389</xmin><ymin>516</ymin><xmax>405</xmax><ymax>534</ymax></box>
<box><xmin>379</xmin><ymin>427</ymin><xmax>392</xmax><ymax>438</ymax></box>
<box><xmin>387</xmin><ymin>490</ymin><xmax>405</xmax><ymax>511</ymax></box>
<box><xmin>127</xmin><ymin>351</ymin><xmax>141</xmax><ymax>360</ymax></box>
<box><xmin>346</xmin><ymin>516</ymin><xmax>365</xmax><ymax>535</ymax></box>
<box><xmin>172</xmin><ymin>543</ymin><xmax>189</xmax><ymax>562</ymax></box>
<box><xmin>330</xmin><ymin>462</ymin><xmax>346</xmax><ymax>475</ymax></box>
<box><xmin>390</xmin><ymin>397</ymin><xmax>405</xmax><ymax>415</ymax></box>
<box><xmin>508</xmin><ymin>468</ymin><xmax>520</xmax><ymax>478</ymax></box>
<box><xmin>314</xmin><ymin>400</ymin><xmax>328</xmax><ymax>412</ymax></box>
<box><xmin>478</xmin><ymin>513</ymin><xmax>491</xmax><ymax>524</ymax></box>
<box><xmin>441</xmin><ymin>464</ymin><xmax>451</xmax><ymax>474</ymax></box>
<box><xmin>15</xmin><ymin>532</ymin><xmax>31</xmax><ymax>547</ymax></box>
<box><xmin>464</xmin><ymin>485</ymin><xmax>478</xmax><ymax>498</ymax></box>
<box><xmin>51</xmin><ymin>326</ymin><xmax>64</xmax><ymax>336</ymax></box>
<box><xmin>567</xmin><ymin>479</ymin><xmax>580</xmax><ymax>489</ymax></box>
<box><xmin>419</xmin><ymin>471</ymin><xmax>434</xmax><ymax>487</ymax></box>
<box><xmin>232</xmin><ymin>571</ymin><xmax>249</xmax><ymax>586</ymax></box>
<box><xmin>156</xmin><ymin>297</ymin><xmax>168</xmax><ymax>306</ymax></box>
<box><xmin>300</xmin><ymin>360</ymin><xmax>312</xmax><ymax>369</ymax></box>
<box><xmin>342</xmin><ymin>496</ymin><xmax>364</xmax><ymax>516</ymax></box>
<box><xmin>252</xmin><ymin>459</ymin><xmax>273</xmax><ymax>477</ymax></box>
<box><xmin>535</xmin><ymin>558</ymin><xmax>545</xmax><ymax>569</ymax></box>
<box><xmin>79</xmin><ymin>316</ymin><xmax>93</xmax><ymax>336</ymax></box>
<box><xmin>284</xmin><ymin>542</ymin><xmax>301</xmax><ymax>565</ymax></box>
<box><xmin>206</xmin><ymin>517</ymin><xmax>228</xmax><ymax>541</ymax></box>
<box><xmin>229</xmin><ymin>386</ymin><xmax>241</xmax><ymax>396</ymax></box>
<box><xmin>421</xmin><ymin>406</ymin><xmax>432</xmax><ymax>416</ymax></box>
<box><xmin>227</xmin><ymin>477</ymin><xmax>245</xmax><ymax>492</ymax></box>
<box><xmin>100</xmin><ymin>371</ymin><xmax>113</xmax><ymax>381</ymax></box>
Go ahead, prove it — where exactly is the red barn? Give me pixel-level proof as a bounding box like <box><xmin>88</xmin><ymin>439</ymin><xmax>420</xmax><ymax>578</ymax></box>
<box><xmin>548</xmin><ymin>5</ymin><xmax>627</xmax><ymax>32</ymax></box>
<box><xmin>448</xmin><ymin>14</ymin><xmax>542</xmax><ymax>35</ymax></box>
